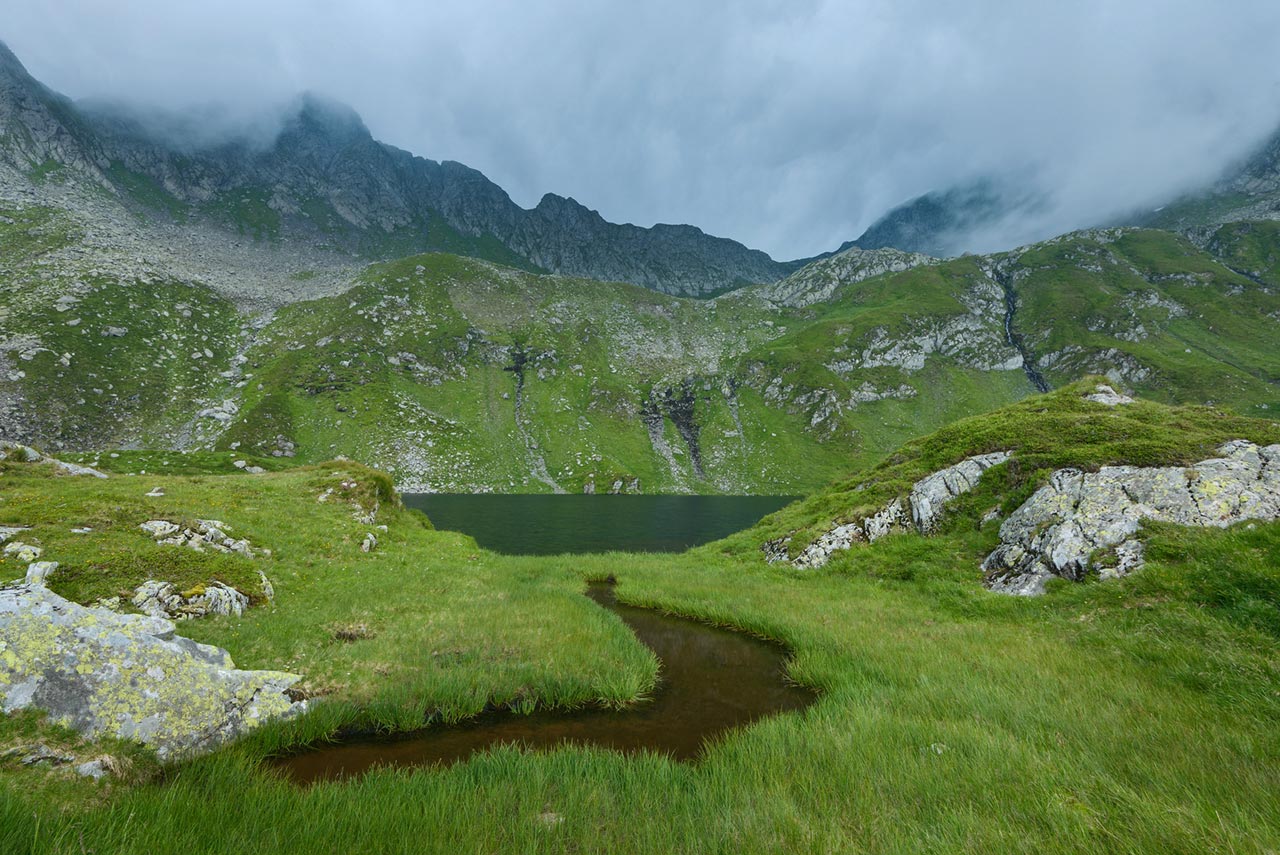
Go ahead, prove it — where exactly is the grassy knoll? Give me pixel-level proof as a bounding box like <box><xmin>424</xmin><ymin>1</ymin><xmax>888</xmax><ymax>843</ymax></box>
<box><xmin>1</xmin><ymin>384</ymin><xmax>1279</xmax><ymax>853</ymax></box>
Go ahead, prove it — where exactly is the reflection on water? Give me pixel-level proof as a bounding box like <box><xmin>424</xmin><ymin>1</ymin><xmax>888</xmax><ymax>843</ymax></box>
<box><xmin>402</xmin><ymin>494</ymin><xmax>797</xmax><ymax>555</ymax></box>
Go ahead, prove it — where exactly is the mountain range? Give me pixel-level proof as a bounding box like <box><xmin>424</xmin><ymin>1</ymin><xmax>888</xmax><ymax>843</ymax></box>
<box><xmin>2</xmin><ymin>40</ymin><xmax>1279</xmax><ymax>493</ymax></box>
<box><xmin>0</xmin><ymin>41</ymin><xmax>805</xmax><ymax>298</ymax></box>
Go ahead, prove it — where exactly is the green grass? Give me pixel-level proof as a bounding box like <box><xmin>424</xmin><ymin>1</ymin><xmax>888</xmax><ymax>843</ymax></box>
<box><xmin>2</xmin><ymin>388</ymin><xmax>1279</xmax><ymax>853</ymax></box>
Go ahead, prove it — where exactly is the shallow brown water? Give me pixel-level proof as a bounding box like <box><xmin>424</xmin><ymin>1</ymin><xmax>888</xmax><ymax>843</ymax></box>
<box><xmin>275</xmin><ymin>583</ymin><xmax>815</xmax><ymax>784</ymax></box>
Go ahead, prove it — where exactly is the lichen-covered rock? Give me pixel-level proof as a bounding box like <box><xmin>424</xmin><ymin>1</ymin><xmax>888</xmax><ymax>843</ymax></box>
<box><xmin>0</xmin><ymin>526</ymin><xmax>31</xmax><ymax>544</ymax></box>
<box><xmin>761</xmin><ymin>536</ymin><xmax>792</xmax><ymax>564</ymax></box>
<box><xmin>141</xmin><ymin>518</ymin><xmax>259</xmax><ymax>557</ymax></box>
<box><xmin>983</xmin><ymin>440</ymin><xmax>1280</xmax><ymax>595</ymax></box>
<box><xmin>131</xmin><ymin>579</ymin><xmax>249</xmax><ymax>620</ymax></box>
<box><xmin>23</xmin><ymin>561</ymin><xmax>56</xmax><ymax>586</ymax></box>
<box><xmin>792</xmin><ymin>523</ymin><xmax>864</xmax><ymax>568</ymax></box>
<box><xmin>3</xmin><ymin>541</ymin><xmax>41</xmax><ymax>562</ymax></box>
<box><xmin>139</xmin><ymin>520</ymin><xmax>179</xmax><ymax>539</ymax></box>
<box><xmin>0</xmin><ymin>583</ymin><xmax>305</xmax><ymax>759</ymax></box>
<box><xmin>863</xmin><ymin>499</ymin><xmax>907</xmax><ymax>542</ymax></box>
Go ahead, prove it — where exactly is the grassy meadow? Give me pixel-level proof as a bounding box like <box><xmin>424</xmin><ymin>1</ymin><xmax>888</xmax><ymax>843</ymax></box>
<box><xmin>1</xmin><ymin>384</ymin><xmax>1279</xmax><ymax>853</ymax></box>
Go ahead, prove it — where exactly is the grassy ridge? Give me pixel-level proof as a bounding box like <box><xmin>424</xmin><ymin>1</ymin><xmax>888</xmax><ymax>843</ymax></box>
<box><xmin>1</xmin><ymin>387</ymin><xmax>1279</xmax><ymax>852</ymax></box>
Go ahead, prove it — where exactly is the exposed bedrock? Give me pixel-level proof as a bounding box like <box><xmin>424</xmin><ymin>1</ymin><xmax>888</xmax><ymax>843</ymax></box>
<box><xmin>766</xmin><ymin>451</ymin><xmax>1011</xmax><ymax>569</ymax></box>
<box><xmin>983</xmin><ymin>440</ymin><xmax>1280</xmax><ymax>595</ymax></box>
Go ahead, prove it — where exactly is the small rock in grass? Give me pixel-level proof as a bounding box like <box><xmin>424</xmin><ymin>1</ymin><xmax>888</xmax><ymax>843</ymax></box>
<box><xmin>75</xmin><ymin>759</ymin><xmax>110</xmax><ymax>780</ymax></box>
<box><xmin>24</xmin><ymin>561</ymin><xmax>57</xmax><ymax>586</ymax></box>
<box><xmin>1084</xmin><ymin>384</ymin><xmax>1135</xmax><ymax>406</ymax></box>
<box><xmin>145</xmin><ymin>487</ymin><xmax>165</xmax><ymax>497</ymax></box>
<box><xmin>361</xmin><ymin>533</ymin><xmax>377</xmax><ymax>553</ymax></box>
<box><xmin>3</xmin><ymin>542</ymin><xmax>42</xmax><ymax>562</ymax></box>
<box><xmin>331</xmin><ymin>622</ymin><xmax>375</xmax><ymax>642</ymax></box>
<box><xmin>18</xmin><ymin>744</ymin><xmax>76</xmax><ymax>767</ymax></box>
<box><xmin>0</xmin><ymin>526</ymin><xmax>31</xmax><ymax>544</ymax></box>
<box><xmin>140</xmin><ymin>520</ymin><xmax>180</xmax><ymax>539</ymax></box>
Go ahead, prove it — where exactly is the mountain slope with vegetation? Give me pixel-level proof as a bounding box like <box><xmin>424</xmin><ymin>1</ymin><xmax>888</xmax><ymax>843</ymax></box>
<box><xmin>2</xmin><ymin>386</ymin><xmax>1279</xmax><ymax>853</ymax></box>
<box><xmin>4</xmin><ymin>189</ymin><xmax>1279</xmax><ymax>493</ymax></box>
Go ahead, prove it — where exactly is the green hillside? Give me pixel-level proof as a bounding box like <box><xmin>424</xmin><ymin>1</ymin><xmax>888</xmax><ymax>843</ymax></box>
<box><xmin>3</xmin><ymin>386</ymin><xmax>1279</xmax><ymax>853</ymax></box>
<box><xmin>5</xmin><ymin>197</ymin><xmax>1280</xmax><ymax>493</ymax></box>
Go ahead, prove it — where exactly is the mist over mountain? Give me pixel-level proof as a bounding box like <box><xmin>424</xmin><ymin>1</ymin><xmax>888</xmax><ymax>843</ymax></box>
<box><xmin>6</xmin><ymin>1</ymin><xmax>1280</xmax><ymax>260</ymax></box>
<box><xmin>0</xmin><ymin>41</ymin><xmax>799</xmax><ymax>296</ymax></box>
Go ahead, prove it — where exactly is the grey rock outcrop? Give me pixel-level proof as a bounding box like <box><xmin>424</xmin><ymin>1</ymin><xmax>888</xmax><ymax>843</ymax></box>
<box><xmin>772</xmin><ymin>451</ymin><xmax>1011</xmax><ymax>568</ymax></box>
<box><xmin>131</xmin><ymin>579</ymin><xmax>249</xmax><ymax>620</ymax></box>
<box><xmin>983</xmin><ymin>440</ymin><xmax>1280</xmax><ymax>595</ymax></box>
<box><xmin>1083</xmin><ymin>383</ymin><xmax>1135</xmax><ymax>406</ymax></box>
<box><xmin>910</xmin><ymin>451</ymin><xmax>1011</xmax><ymax>532</ymax></box>
<box><xmin>0</xmin><ymin>582</ymin><xmax>306</xmax><ymax>759</ymax></box>
<box><xmin>761</xmin><ymin>245</ymin><xmax>935</xmax><ymax>308</ymax></box>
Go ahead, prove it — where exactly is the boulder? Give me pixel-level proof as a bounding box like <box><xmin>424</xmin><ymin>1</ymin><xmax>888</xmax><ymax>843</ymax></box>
<box><xmin>131</xmin><ymin>579</ymin><xmax>249</xmax><ymax>620</ymax></box>
<box><xmin>1084</xmin><ymin>384</ymin><xmax>1135</xmax><ymax>406</ymax></box>
<box><xmin>983</xmin><ymin>440</ymin><xmax>1280</xmax><ymax>595</ymax></box>
<box><xmin>0</xmin><ymin>583</ymin><xmax>306</xmax><ymax>759</ymax></box>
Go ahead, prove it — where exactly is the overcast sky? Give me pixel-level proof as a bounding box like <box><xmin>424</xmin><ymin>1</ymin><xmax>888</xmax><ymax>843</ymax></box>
<box><xmin>6</xmin><ymin>1</ymin><xmax>1280</xmax><ymax>259</ymax></box>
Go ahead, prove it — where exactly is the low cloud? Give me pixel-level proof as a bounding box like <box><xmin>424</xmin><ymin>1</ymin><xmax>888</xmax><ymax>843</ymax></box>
<box><xmin>6</xmin><ymin>0</ymin><xmax>1280</xmax><ymax>258</ymax></box>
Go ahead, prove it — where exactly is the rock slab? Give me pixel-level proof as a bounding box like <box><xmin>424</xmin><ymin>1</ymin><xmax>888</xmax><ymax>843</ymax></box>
<box><xmin>0</xmin><ymin>583</ymin><xmax>306</xmax><ymax>759</ymax></box>
<box><xmin>983</xmin><ymin>440</ymin><xmax>1280</xmax><ymax>595</ymax></box>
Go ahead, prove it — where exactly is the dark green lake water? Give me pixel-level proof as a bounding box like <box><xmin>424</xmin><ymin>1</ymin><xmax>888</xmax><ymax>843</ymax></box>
<box><xmin>401</xmin><ymin>494</ymin><xmax>797</xmax><ymax>555</ymax></box>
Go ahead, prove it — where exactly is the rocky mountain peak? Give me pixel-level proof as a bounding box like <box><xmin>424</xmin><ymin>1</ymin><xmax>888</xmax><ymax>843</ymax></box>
<box><xmin>0</xmin><ymin>40</ymin><xmax>801</xmax><ymax>297</ymax></box>
<box><xmin>285</xmin><ymin>92</ymin><xmax>372</xmax><ymax>145</ymax></box>
<box><xmin>1227</xmin><ymin>123</ymin><xmax>1280</xmax><ymax>195</ymax></box>
<box><xmin>0</xmin><ymin>40</ymin><xmax>30</xmax><ymax>77</ymax></box>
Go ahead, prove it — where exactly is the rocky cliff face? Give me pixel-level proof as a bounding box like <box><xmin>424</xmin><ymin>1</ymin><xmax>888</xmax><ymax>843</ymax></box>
<box><xmin>760</xmin><ymin>245</ymin><xmax>935</xmax><ymax>308</ymax></box>
<box><xmin>0</xmin><ymin>42</ymin><xmax>797</xmax><ymax>298</ymax></box>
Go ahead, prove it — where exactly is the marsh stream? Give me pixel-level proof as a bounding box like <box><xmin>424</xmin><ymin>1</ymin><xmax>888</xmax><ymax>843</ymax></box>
<box><xmin>276</xmin><ymin>582</ymin><xmax>816</xmax><ymax>784</ymax></box>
